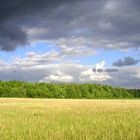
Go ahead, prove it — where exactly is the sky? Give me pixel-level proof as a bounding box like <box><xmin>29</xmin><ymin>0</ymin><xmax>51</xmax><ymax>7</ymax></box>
<box><xmin>0</xmin><ymin>0</ymin><xmax>140</xmax><ymax>88</ymax></box>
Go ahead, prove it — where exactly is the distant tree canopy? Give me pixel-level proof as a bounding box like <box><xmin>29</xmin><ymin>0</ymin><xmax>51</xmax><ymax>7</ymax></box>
<box><xmin>0</xmin><ymin>81</ymin><xmax>139</xmax><ymax>99</ymax></box>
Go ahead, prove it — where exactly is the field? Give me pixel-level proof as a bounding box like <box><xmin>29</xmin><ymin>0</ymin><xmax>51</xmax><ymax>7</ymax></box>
<box><xmin>0</xmin><ymin>99</ymin><xmax>139</xmax><ymax>140</ymax></box>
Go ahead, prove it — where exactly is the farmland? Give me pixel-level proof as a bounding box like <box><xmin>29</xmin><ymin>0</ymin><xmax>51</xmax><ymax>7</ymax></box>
<box><xmin>0</xmin><ymin>98</ymin><xmax>139</xmax><ymax>140</ymax></box>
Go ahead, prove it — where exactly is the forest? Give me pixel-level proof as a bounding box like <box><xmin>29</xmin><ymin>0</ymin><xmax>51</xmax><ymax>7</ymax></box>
<box><xmin>0</xmin><ymin>81</ymin><xmax>139</xmax><ymax>98</ymax></box>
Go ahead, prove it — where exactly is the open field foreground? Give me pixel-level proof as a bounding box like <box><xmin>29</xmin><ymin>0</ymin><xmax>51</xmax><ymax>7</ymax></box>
<box><xmin>0</xmin><ymin>99</ymin><xmax>139</xmax><ymax>140</ymax></box>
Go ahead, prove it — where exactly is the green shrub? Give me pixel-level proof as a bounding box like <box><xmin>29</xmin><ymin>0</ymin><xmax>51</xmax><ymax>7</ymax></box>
<box><xmin>0</xmin><ymin>81</ymin><xmax>139</xmax><ymax>99</ymax></box>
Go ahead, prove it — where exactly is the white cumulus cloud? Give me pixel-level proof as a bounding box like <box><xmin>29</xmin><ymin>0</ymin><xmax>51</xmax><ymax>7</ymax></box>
<box><xmin>39</xmin><ymin>70</ymin><xmax>74</xmax><ymax>83</ymax></box>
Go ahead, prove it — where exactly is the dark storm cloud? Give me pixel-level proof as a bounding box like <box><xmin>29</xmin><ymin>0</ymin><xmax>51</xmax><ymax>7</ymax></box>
<box><xmin>92</xmin><ymin>68</ymin><xmax>103</xmax><ymax>73</ymax></box>
<box><xmin>0</xmin><ymin>0</ymin><xmax>75</xmax><ymax>21</ymax></box>
<box><xmin>92</xmin><ymin>68</ymin><xmax>118</xmax><ymax>73</ymax></box>
<box><xmin>0</xmin><ymin>0</ymin><xmax>80</xmax><ymax>51</ymax></box>
<box><xmin>0</xmin><ymin>23</ymin><xmax>27</xmax><ymax>51</ymax></box>
<box><xmin>0</xmin><ymin>0</ymin><xmax>140</xmax><ymax>51</ymax></box>
<box><xmin>113</xmin><ymin>57</ymin><xmax>140</xmax><ymax>67</ymax></box>
<box><xmin>105</xmin><ymin>68</ymin><xmax>119</xmax><ymax>72</ymax></box>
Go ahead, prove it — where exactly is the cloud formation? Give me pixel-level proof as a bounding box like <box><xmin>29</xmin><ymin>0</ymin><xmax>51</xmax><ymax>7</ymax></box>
<box><xmin>0</xmin><ymin>58</ymin><xmax>140</xmax><ymax>88</ymax></box>
<box><xmin>92</xmin><ymin>61</ymin><xmax>119</xmax><ymax>73</ymax></box>
<box><xmin>0</xmin><ymin>0</ymin><xmax>140</xmax><ymax>88</ymax></box>
<box><xmin>39</xmin><ymin>71</ymin><xmax>74</xmax><ymax>83</ymax></box>
<box><xmin>81</xmin><ymin>69</ymin><xmax>111</xmax><ymax>82</ymax></box>
<box><xmin>0</xmin><ymin>0</ymin><xmax>78</xmax><ymax>51</ymax></box>
<box><xmin>113</xmin><ymin>57</ymin><xmax>140</xmax><ymax>67</ymax></box>
<box><xmin>0</xmin><ymin>0</ymin><xmax>140</xmax><ymax>52</ymax></box>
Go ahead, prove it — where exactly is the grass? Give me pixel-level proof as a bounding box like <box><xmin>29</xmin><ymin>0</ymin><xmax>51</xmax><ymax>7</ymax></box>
<box><xmin>0</xmin><ymin>98</ymin><xmax>139</xmax><ymax>140</ymax></box>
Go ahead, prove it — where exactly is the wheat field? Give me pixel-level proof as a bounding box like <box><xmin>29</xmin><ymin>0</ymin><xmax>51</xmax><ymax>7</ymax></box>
<box><xmin>0</xmin><ymin>98</ymin><xmax>139</xmax><ymax>140</ymax></box>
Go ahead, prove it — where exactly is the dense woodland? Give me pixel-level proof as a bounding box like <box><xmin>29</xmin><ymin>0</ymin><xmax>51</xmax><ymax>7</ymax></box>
<box><xmin>0</xmin><ymin>81</ymin><xmax>139</xmax><ymax>98</ymax></box>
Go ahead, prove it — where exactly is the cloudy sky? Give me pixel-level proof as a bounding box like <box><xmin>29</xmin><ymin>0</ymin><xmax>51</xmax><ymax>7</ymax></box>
<box><xmin>0</xmin><ymin>0</ymin><xmax>140</xmax><ymax>88</ymax></box>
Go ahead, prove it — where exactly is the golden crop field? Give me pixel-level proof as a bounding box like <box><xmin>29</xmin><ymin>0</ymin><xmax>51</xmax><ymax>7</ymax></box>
<box><xmin>0</xmin><ymin>98</ymin><xmax>139</xmax><ymax>140</ymax></box>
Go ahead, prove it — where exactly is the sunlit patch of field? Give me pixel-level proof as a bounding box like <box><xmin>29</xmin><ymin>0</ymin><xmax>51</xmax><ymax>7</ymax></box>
<box><xmin>0</xmin><ymin>98</ymin><xmax>139</xmax><ymax>140</ymax></box>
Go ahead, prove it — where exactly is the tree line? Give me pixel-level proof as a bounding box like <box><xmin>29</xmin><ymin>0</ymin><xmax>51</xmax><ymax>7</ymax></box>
<box><xmin>0</xmin><ymin>81</ymin><xmax>139</xmax><ymax>98</ymax></box>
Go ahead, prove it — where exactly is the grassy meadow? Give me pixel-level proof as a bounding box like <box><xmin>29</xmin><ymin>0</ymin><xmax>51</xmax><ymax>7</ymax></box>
<box><xmin>0</xmin><ymin>98</ymin><xmax>139</xmax><ymax>140</ymax></box>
